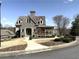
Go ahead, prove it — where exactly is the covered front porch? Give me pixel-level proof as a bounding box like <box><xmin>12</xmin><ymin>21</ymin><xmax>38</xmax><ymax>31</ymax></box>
<box><xmin>35</xmin><ymin>26</ymin><xmax>54</xmax><ymax>37</ymax></box>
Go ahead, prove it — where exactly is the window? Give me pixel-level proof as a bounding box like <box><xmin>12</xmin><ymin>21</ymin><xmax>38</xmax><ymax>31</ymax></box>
<box><xmin>19</xmin><ymin>21</ymin><xmax>20</xmax><ymax>23</ymax></box>
<box><xmin>41</xmin><ymin>21</ymin><xmax>42</xmax><ymax>24</ymax></box>
<box><xmin>49</xmin><ymin>31</ymin><xmax>52</xmax><ymax>34</ymax></box>
<box><xmin>27</xmin><ymin>19</ymin><xmax>28</xmax><ymax>23</ymax></box>
<box><xmin>29</xmin><ymin>19</ymin><xmax>31</xmax><ymax>23</ymax></box>
<box><xmin>40</xmin><ymin>18</ymin><xmax>43</xmax><ymax>24</ymax></box>
<box><xmin>26</xmin><ymin>18</ymin><xmax>27</xmax><ymax>23</ymax></box>
<box><xmin>46</xmin><ymin>31</ymin><xmax>48</xmax><ymax>34</ymax></box>
<box><xmin>27</xmin><ymin>19</ymin><xmax>31</xmax><ymax>23</ymax></box>
<box><xmin>38</xmin><ymin>22</ymin><xmax>40</xmax><ymax>24</ymax></box>
<box><xmin>16</xmin><ymin>22</ymin><xmax>18</xmax><ymax>24</ymax></box>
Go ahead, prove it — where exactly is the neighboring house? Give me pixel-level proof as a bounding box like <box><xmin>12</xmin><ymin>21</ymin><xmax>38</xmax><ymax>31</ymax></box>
<box><xmin>15</xmin><ymin>11</ymin><xmax>54</xmax><ymax>37</ymax></box>
<box><xmin>0</xmin><ymin>28</ymin><xmax>15</xmax><ymax>41</ymax></box>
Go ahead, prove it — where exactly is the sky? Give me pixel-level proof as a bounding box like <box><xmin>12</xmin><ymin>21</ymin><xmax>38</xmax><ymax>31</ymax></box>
<box><xmin>0</xmin><ymin>0</ymin><xmax>79</xmax><ymax>27</ymax></box>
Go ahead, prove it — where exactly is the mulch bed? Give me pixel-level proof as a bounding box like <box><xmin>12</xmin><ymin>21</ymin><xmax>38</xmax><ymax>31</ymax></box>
<box><xmin>0</xmin><ymin>44</ymin><xmax>27</xmax><ymax>52</ymax></box>
<box><xmin>39</xmin><ymin>40</ymin><xmax>64</xmax><ymax>46</ymax></box>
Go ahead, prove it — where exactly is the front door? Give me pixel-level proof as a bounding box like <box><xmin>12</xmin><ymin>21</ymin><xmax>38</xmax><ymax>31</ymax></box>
<box><xmin>26</xmin><ymin>28</ymin><xmax>32</xmax><ymax>35</ymax></box>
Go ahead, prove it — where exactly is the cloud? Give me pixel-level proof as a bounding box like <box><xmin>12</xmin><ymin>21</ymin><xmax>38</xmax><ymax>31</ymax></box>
<box><xmin>64</xmin><ymin>0</ymin><xmax>74</xmax><ymax>3</ymax></box>
<box><xmin>68</xmin><ymin>0</ymin><xmax>74</xmax><ymax>2</ymax></box>
<box><xmin>1</xmin><ymin>17</ymin><xmax>15</xmax><ymax>27</ymax></box>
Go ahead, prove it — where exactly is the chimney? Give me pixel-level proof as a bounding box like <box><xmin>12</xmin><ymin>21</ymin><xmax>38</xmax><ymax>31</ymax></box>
<box><xmin>30</xmin><ymin>11</ymin><xmax>36</xmax><ymax>16</ymax></box>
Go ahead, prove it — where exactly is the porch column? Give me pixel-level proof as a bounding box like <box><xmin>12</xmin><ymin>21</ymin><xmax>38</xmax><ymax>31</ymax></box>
<box><xmin>24</xmin><ymin>28</ymin><xmax>26</xmax><ymax>37</ymax></box>
<box><xmin>32</xmin><ymin>28</ymin><xmax>34</xmax><ymax>36</ymax></box>
<box><xmin>45</xmin><ymin>29</ymin><xmax>46</xmax><ymax>37</ymax></box>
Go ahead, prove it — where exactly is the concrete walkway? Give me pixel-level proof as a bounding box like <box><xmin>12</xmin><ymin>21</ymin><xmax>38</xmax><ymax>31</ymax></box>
<box><xmin>25</xmin><ymin>40</ymin><xmax>49</xmax><ymax>51</ymax></box>
<box><xmin>24</xmin><ymin>37</ymin><xmax>58</xmax><ymax>51</ymax></box>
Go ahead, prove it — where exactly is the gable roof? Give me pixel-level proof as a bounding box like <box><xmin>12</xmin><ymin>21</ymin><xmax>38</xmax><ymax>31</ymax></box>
<box><xmin>28</xmin><ymin>16</ymin><xmax>37</xmax><ymax>25</ymax></box>
<box><xmin>16</xmin><ymin>16</ymin><xmax>45</xmax><ymax>26</ymax></box>
<box><xmin>28</xmin><ymin>16</ymin><xmax>45</xmax><ymax>25</ymax></box>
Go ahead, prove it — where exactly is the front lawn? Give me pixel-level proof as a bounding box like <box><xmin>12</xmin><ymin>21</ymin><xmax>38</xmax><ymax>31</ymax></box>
<box><xmin>0</xmin><ymin>38</ymin><xmax>27</xmax><ymax>52</ymax></box>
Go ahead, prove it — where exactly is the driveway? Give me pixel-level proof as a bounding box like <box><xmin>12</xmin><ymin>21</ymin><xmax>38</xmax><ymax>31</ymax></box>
<box><xmin>0</xmin><ymin>36</ymin><xmax>79</xmax><ymax>59</ymax></box>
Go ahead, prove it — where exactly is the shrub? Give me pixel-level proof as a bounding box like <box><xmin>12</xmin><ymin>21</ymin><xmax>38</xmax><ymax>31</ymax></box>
<box><xmin>57</xmin><ymin>35</ymin><xmax>61</xmax><ymax>37</ymax></box>
<box><xmin>62</xmin><ymin>38</ymin><xmax>72</xmax><ymax>43</ymax></box>
<box><xmin>54</xmin><ymin>38</ymin><xmax>62</xmax><ymax>42</ymax></box>
<box><xmin>54</xmin><ymin>37</ymin><xmax>74</xmax><ymax>43</ymax></box>
<box><xmin>64</xmin><ymin>35</ymin><xmax>76</xmax><ymax>41</ymax></box>
<box><xmin>52</xmin><ymin>35</ymin><xmax>55</xmax><ymax>37</ymax></box>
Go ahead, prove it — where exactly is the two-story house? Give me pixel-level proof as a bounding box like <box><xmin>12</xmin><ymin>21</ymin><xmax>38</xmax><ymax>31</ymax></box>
<box><xmin>15</xmin><ymin>11</ymin><xmax>54</xmax><ymax>38</ymax></box>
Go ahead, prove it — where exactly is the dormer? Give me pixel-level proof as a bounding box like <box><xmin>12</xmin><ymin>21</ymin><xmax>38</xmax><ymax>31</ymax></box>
<box><xmin>15</xmin><ymin>17</ymin><xmax>22</xmax><ymax>27</ymax></box>
<box><xmin>40</xmin><ymin>18</ymin><xmax>43</xmax><ymax>24</ymax></box>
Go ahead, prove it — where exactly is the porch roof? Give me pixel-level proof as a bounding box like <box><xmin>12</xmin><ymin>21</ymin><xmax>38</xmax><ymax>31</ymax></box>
<box><xmin>37</xmin><ymin>26</ymin><xmax>54</xmax><ymax>29</ymax></box>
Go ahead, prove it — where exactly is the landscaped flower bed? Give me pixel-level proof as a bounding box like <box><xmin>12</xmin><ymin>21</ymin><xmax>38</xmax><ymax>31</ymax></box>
<box><xmin>38</xmin><ymin>40</ymin><xmax>64</xmax><ymax>46</ymax></box>
<box><xmin>36</xmin><ymin>36</ymin><xmax>76</xmax><ymax>46</ymax></box>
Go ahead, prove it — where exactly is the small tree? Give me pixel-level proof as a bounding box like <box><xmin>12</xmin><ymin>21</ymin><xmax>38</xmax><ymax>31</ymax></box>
<box><xmin>70</xmin><ymin>15</ymin><xmax>79</xmax><ymax>36</ymax></box>
<box><xmin>53</xmin><ymin>15</ymin><xmax>69</xmax><ymax>35</ymax></box>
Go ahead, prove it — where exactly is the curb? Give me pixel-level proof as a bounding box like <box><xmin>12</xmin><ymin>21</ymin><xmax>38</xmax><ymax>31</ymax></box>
<box><xmin>0</xmin><ymin>39</ymin><xmax>78</xmax><ymax>57</ymax></box>
<box><xmin>49</xmin><ymin>40</ymin><xmax>77</xmax><ymax>50</ymax></box>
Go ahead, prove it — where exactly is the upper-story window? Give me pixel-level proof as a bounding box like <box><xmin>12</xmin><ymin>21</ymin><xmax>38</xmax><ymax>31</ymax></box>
<box><xmin>27</xmin><ymin>19</ymin><xmax>28</xmax><ymax>23</ymax></box>
<box><xmin>38</xmin><ymin>22</ymin><xmax>40</xmax><ymax>24</ymax></box>
<box><xmin>25</xmin><ymin>18</ymin><xmax>27</xmax><ymax>23</ymax></box>
<box><xmin>18</xmin><ymin>18</ymin><xmax>23</xmax><ymax>24</ymax></box>
<box><xmin>29</xmin><ymin>19</ymin><xmax>31</xmax><ymax>23</ymax></box>
<box><xmin>41</xmin><ymin>21</ymin><xmax>42</xmax><ymax>24</ymax></box>
<box><xmin>16</xmin><ymin>21</ymin><xmax>20</xmax><ymax>24</ymax></box>
<box><xmin>40</xmin><ymin>18</ymin><xmax>43</xmax><ymax>24</ymax></box>
<box><xmin>27</xmin><ymin>18</ymin><xmax>29</xmax><ymax>23</ymax></box>
<box><xmin>27</xmin><ymin>19</ymin><xmax>31</xmax><ymax>23</ymax></box>
<box><xmin>16</xmin><ymin>22</ymin><xmax>18</xmax><ymax>24</ymax></box>
<box><xmin>18</xmin><ymin>20</ymin><xmax>22</xmax><ymax>24</ymax></box>
<box><xmin>19</xmin><ymin>20</ymin><xmax>20</xmax><ymax>23</ymax></box>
